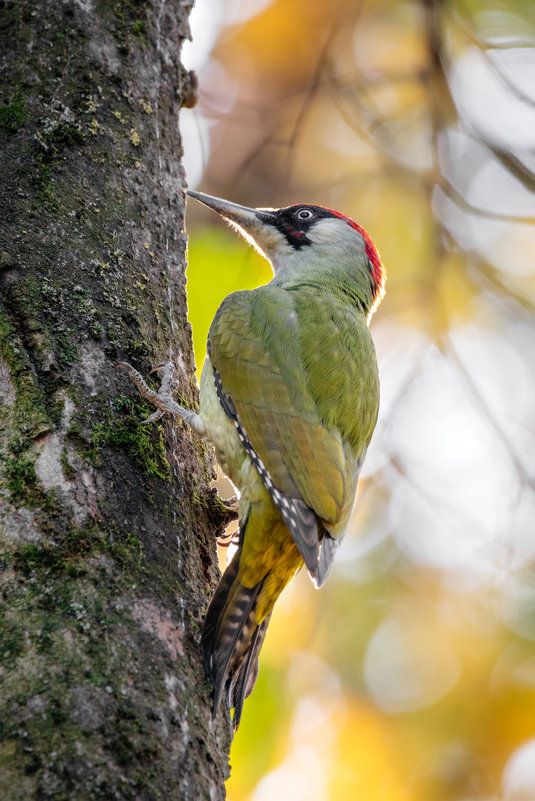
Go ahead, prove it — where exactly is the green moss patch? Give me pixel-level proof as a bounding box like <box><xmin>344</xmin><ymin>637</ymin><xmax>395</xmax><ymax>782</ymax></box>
<box><xmin>0</xmin><ymin>88</ymin><xmax>27</xmax><ymax>132</ymax></box>
<box><xmin>90</xmin><ymin>394</ymin><xmax>171</xmax><ymax>480</ymax></box>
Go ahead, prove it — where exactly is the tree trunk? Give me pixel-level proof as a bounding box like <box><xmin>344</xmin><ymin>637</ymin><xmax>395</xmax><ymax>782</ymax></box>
<box><xmin>0</xmin><ymin>2</ymin><xmax>232</xmax><ymax>798</ymax></box>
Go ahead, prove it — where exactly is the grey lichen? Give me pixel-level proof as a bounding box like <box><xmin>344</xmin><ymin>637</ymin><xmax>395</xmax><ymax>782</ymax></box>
<box><xmin>0</xmin><ymin>0</ymin><xmax>232</xmax><ymax>797</ymax></box>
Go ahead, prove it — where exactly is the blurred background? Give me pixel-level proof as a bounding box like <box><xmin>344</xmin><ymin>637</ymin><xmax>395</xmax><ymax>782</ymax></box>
<box><xmin>181</xmin><ymin>1</ymin><xmax>535</xmax><ymax>799</ymax></box>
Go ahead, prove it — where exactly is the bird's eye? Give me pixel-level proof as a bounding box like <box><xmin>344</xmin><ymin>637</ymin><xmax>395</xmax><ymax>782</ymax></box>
<box><xmin>296</xmin><ymin>208</ymin><xmax>313</xmax><ymax>221</ymax></box>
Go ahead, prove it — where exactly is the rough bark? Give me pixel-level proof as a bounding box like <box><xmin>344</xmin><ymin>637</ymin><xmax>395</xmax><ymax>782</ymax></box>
<box><xmin>0</xmin><ymin>2</ymin><xmax>232</xmax><ymax>798</ymax></box>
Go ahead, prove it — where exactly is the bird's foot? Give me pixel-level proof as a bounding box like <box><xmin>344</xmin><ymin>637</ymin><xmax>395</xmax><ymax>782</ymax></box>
<box><xmin>116</xmin><ymin>361</ymin><xmax>176</xmax><ymax>422</ymax></box>
<box><xmin>217</xmin><ymin>526</ymin><xmax>240</xmax><ymax>548</ymax></box>
<box><xmin>221</xmin><ymin>495</ymin><xmax>239</xmax><ymax>515</ymax></box>
<box><xmin>116</xmin><ymin>361</ymin><xmax>205</xmax><ymax>434</ymax></box>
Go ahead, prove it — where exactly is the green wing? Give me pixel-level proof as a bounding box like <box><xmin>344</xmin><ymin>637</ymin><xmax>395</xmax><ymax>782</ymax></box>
<box><xmin>208</xmin><ymin>284</ymin><xmax>379</xmax><ymax>580</ymax></box>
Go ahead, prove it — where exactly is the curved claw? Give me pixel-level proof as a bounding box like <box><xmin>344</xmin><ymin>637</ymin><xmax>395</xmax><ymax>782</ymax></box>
<box><xmin>115</xmin><ymin>361</ymin><xmax>156</xmax><ymax>399</ymax></box>
<box><xmin>222</xmin><ymin>495</ymin><xmax>239</xmax><ymax>514</ymax></box>
<box><xmin>116</xmin><ymin>361</ymin><xmax>137</xmax><ymax>375</ymax></box>
<box><xmin>149</xmin><ymin>361</ymin><xmax>173</xmax><ymax>374</ymax></box>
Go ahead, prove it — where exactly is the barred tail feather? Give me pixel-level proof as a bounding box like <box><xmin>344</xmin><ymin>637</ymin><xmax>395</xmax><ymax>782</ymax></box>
<box><xmin>228</xmin><ymin>612</ymin><xmax>271</xmax><ymax>730</ymax></box>
<box><xmin>201</xmin><ymin>548</ymin><xmax>269</xmax><ymax>729</ymax></box>
<box><xmin>200</xmin><ymin>548</ymin><xmax>241</xmax><ymax>678</ymax></box>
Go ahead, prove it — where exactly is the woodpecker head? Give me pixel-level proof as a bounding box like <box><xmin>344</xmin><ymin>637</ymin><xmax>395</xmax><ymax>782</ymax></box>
<box><xmin>187</xmin><ymin>190</ymin><xmax>386</xmax><ymax>314</ymax></box>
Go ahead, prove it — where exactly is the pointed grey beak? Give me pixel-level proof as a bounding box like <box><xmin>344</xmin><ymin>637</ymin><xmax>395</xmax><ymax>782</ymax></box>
<box><xmin>187</xmin><ymin>190</ymin><xmax>276</xmax><ymax>229</ymax></box>
<box><xmin>187</xmin><ymin>190</ymin><xmax>283</xmax><ymax>271</ymax></box>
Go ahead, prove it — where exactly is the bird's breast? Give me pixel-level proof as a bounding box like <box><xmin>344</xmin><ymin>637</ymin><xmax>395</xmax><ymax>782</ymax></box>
<box><xmin>199</xmin><ymin>356</ymin><xmax>247</xmax><ymax>484</ymax></box>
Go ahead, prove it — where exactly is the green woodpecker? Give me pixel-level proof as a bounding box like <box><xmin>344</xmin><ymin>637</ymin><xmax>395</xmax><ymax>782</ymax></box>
<box><xmin>120</xmin><ymin>191</ymin><xmax>385</xmax><ymax>729</ymax></box>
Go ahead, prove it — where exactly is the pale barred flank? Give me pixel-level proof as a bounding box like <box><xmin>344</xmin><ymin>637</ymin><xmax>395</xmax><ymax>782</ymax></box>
<box><xmin>212</xmin><ymin>364</ymin><xmax>321</xmax><ymax>578</ymax></box>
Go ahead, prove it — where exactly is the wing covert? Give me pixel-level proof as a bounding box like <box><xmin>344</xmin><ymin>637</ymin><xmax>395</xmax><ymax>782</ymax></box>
<box><xmin>208</xmin><ymin>285</ymin><xmax>375</xmax><ymax>534</ymax></box>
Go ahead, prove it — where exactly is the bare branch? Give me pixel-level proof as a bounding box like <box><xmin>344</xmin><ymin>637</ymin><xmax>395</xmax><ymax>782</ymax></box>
<box><xmin>446</xmin><ymin>340</ymin><xmax>535</xmax><ymax>492</ymax></box>
<box><xmin>456</xmin><ymin>11</ymin><xmax>535</xmax><ymax>110</ymax></box>
<box><xmin>484</xmin><ymin>144</ymin><xmax>535</xmax><ymax>194</ymax></box>
<box><xmin>465</xmin><ymin>257</ymin><xmax>535</xmax><ymax>318</ymax></box>
<box><xmin>439</xmin><ymin>179</ymin><xmax>535</xmax><ymax>225</ymax></box>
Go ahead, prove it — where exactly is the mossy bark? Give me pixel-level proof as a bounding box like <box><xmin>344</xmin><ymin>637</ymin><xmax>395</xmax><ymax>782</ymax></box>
<box><xmin>0</xmin><ymin>2</ymin><xmax>232</xmax><ymax>798</ymax></box>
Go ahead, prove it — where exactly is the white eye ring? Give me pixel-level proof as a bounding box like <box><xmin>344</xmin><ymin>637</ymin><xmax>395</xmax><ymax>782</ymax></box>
<box><xmin>296</xmin><ymin>208</ymin><xmax>313</xmax><ymax>220</ymax></box>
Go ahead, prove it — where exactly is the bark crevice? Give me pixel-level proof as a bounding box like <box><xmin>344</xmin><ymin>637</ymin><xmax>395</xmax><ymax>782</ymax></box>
<box><xmin>0</xmin><ymin>2</ymin><xmax>231</xmax><ymax>798</ymax></box>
